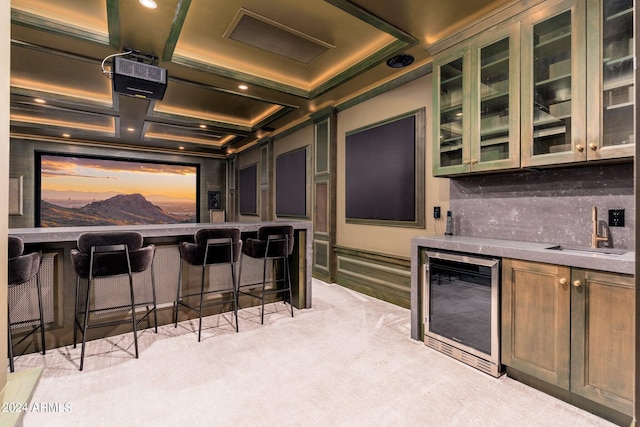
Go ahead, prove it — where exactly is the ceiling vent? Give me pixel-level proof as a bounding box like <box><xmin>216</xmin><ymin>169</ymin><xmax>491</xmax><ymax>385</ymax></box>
<box><xmin>225</xmin><ymin>9</ymin><xmax>334</xmax><ymax>65</ymax></box>
<box><xmin>112</xmin><ymin>57</ymin><xmax>167</xmax><ymax>100</ymax></box>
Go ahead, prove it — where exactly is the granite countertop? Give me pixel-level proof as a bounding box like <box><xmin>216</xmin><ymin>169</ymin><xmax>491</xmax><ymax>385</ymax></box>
<box><xmin>411</xmin><ymin>235</ymin><xmax>635</xmax><ymax>275</ymax></box>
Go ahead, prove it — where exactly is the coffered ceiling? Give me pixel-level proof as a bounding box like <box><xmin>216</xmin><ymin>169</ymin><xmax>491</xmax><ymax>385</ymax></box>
<box><xmin>10</xmin><ymin>0</ymin><xmax>515</xmax><ymax>157</ymax></box>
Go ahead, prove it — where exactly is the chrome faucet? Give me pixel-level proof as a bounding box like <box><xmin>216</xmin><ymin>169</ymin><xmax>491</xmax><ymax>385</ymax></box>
<box><xmin>591</xmin><ymin>206</ymin><xmax>610</xmax><ymax>248</ymax></box>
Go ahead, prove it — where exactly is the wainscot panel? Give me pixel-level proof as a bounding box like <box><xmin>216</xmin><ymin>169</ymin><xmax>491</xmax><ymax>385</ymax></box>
<box><xmin>334</xmin><ymin>246</ymin><xmax>410</xmax><ymax>308</ymax></box>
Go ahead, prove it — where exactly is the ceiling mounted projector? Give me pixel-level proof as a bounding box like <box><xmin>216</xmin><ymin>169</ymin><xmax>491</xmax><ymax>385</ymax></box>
<box><xmin>112</xmin><ymin>56</ymin><xmax>167</xmax><ymax>100</ymax></box>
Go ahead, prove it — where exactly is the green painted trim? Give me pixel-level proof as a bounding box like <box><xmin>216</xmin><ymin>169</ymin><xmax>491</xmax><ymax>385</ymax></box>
<box><xmin>333</xmin><ymin>245</ymin><xmax>410</xmax><ymax>267</ymax></box>
<box><xmin>272</xmin><ymin>118</ymin><xmax>313</xmax><ymax>141</ymax></box>
<box><xmin>169</xmin><ymin>76</ymin><xmax>298</xmax><ymax>109</ymax></box>
<box><xmin>163</xmin><ymin>0</ymin><xmax>192</xmax><ymax>62</ymax></box>
<box><xmin>324</xmin><ymin>0</ymin><xmax>417</xmax><ymax>45</ymax></box>
<box><xmin>310</xmin><ymin>40</ymin><xmax>412</xmax><ymax>98</ymax></box>
<box><xmin>11</xmin><ymin>9</ymin><xmax>110</xmax><ymax>46</ymax></box>
<box><xmin>106</xmin><ymin>0</ymin><xmax>120</xmax><ymax>48</ymax></box>
<box><xmin>10</xmin><ymin>86</ymin><xmax>114</xmax><ymax>111</ymax></box>
<box><xmin>150</xmin><ymin>110</ymin><xmax>252</xmax><ymax>133</ymax></box>
<box><xmin>336</xmin><ymin>62</ymin><xmax>432</xmax><ymax>112</ymax></box>
<box><xmin>252</xmin><ymin>105</ymin><xmax>298</xmax><ymax>131</ymax></box>
<box><xmin>171</xmin><ymin>54</ymin><xmax>311</xmax><ymax>98</ymax></box>
<box><xmin>310</xmin><ymin>107</ymin><xmax>337</xmax><ymax>122</ymax></box>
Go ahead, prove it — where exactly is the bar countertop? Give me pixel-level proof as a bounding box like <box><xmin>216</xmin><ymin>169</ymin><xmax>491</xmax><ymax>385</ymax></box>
<box><xmin>9</xmin><ymin>221</ymin><xmax>313</xmax><ymax>244</ymax></box>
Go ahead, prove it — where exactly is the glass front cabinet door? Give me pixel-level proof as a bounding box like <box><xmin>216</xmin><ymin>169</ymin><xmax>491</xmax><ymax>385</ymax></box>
<box><xmin>433</xmin><ymin>49</ymin><xmax>470</xmax><ymax>176</ymax></box>
<box><xmin>433</xmin><ymin>25</ymin><xmax>520</xmax><ymax>176</ymax></box>
<box><xmin>586</xmin><ymin>0</ymin><xmax>635</xmax><ymax>160</ymax></box>
<box><xmin>521</xmin><ymin>0</ymin><xmax>587</xmax><ymax>167</ymax></box>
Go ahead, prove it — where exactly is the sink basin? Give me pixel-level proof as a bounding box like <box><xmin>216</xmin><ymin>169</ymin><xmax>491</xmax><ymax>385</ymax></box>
<box><xmin>545</xmin><ymin>245</ymin><xmax>627</xmax><ymax>256</ymax></box>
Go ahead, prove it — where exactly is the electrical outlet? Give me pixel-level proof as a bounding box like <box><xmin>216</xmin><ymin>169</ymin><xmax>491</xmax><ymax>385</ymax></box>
<box><xmin>608</xmin><ymin>209</ymin><xmax>625</xmax><ymax>227</ymax></box>
<box><xmin>433</xmin><ymin>206</ymin><xmax>441</xmax><ymax>219</ymax></box>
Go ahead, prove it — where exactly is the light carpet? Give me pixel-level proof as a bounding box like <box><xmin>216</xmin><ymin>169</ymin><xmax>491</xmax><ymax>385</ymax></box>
<box><xmin>15</xmin><ymin>279</ymin><xmax>615</xmax><ymax>426</ymax></box>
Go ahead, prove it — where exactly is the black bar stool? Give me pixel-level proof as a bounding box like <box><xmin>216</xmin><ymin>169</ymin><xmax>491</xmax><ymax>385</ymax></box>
<box><xmin>174</xmin><ymin>227</ymin><xmax>242</xmax><ymax>341</ymax></box>
<box><xmin>7</xmin><ymin>236</ymin><xmax>45</xmax><ymax>373</ymax></box>
<box><xmin>238</xmin><ymin>225</ymin><xmax>294</xmax><ymax>324</ymax></box>
<box><xmin>70</xmin><ymin>231</ymin><xmax>157</xmax><ymax>371</ymax></box>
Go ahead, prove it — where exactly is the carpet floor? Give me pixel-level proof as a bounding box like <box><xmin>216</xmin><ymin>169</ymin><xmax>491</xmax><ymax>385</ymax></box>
<box><xmin>16</xmin><ymin>279</ymin><xmax>616</xmax><ymax>426</ymax></box>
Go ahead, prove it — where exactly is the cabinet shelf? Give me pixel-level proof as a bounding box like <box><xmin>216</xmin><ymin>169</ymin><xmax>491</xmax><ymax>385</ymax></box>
<box><xmin>534</xmin><ymin>31</ymin><xmax>571</xmax><ymax>57</ymax></box>
<box><xmin>481</xmin><ymin>136</ymin><xmax>509</xmax><ymax>147</ymax></box>
<box><xmin>603</xmin><ymin>75</ymin><xmax>634</xmax><ymax>91</ymax></box>
<box><xmin>604</xmin><ymin>54</ymin><xmax>634</xmax><ymax>66</ymax></box>
<box><xmin>606</xmin><ymin>7</ymin><xmax>633</xmax><ymax>22</ymax></box>
<box><xmin>606</xmin><ymin>101</ymin><xmax>633</xmax><ymax>111</ymax></box>
<box><xmin>533</xmin><ymin>126</ymin><xmax>566</xmax><ymax>138</ymax></box>
<box><xmin>440</xmin><ymin>142</ymin><xmax>462</xmax><ymax>152</ymax></box>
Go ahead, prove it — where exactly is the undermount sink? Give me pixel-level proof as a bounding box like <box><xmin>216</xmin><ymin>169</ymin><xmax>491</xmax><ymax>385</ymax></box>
<box><xmin>545</xmin><ymin>245</ymin><xmax>627</xmax><ymax>256</ymax></box>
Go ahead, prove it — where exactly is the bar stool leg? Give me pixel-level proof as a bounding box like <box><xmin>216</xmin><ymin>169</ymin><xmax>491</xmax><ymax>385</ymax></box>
<box><xmin>285</xmin><ymin>257</ymin><xmax>294</xmax><ymax>317</ymax></box>
<box><xmin>197</xmin><ymin>266</ymin><xmax>206</xmax><ymax>342</ymax></box>
<box><xmin>174</xmin><ymin>260</ymin><xmax>183</xmax><ymax>327</ymax></box>
<box><xmin>261</xmin><ymin>257</ymin><xmax>267</xmax><ymax>324</ymax></box>
<box><xmin>150</xmin><ymin>265</ymin><xmax>158</xmax><ymax>333</ymax></box>
<box><xmin>231</xmin><ymin>262</ymin><xmax>239</xmax><ymax>332</ymax></box>
<box><xmin>36</xmin><ymin>273</ymin><xmax>46</xmax><ymax>354</ymax></box>
<box><xmin>8</xmin><ymin>311</ymin><xmax>14</xmax><ymax>373</ymax></box>
<box><xmin>73</xmin><ymin>276</ymin><xmax>80</xmax><ymax>348</ymax></box>
<box><xmin>80</xmin><ymin>278</ymin><xmax>92</xmax><ymax>371</ymax></box>
<box><xmin>128</xmin><ymin>273</ymin><xmax>139</xmax><ymax>359</ymax></box>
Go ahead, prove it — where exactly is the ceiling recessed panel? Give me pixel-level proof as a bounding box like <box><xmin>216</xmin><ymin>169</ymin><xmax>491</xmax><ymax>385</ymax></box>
<box><xmin>173</xmin><ymin>0</ymin><xmax>395</xmax><ymax>91</ymax></box>
<box><xmin>155</xmin><ymin>80</ymin><xmax>286</xmax><ymax>128</ymax></box>
<box><xmin>11</xmin><ymin>44</ymin><xmax>113</xmax><ymax>104</ymax></box>
<box><xmin>226</xmin><ymin>9</ymin><xmax>333</xmax><ymax>65</ymax></box>
<box><xmin>12</xmin><ymin>0</ymin><xmax>108</xmax><ymax>37</ymax></box>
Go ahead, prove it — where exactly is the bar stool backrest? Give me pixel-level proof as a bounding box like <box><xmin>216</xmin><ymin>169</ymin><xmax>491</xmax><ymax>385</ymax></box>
<box><xmin>181</xmin><ymin>227</ymin><xmax>241</xmax><ymax>266</ymax></box>
<box><xmin>8</xmin><ymin>236</ymin><xmax>40</xmax><ymax>286</ymax></box>
<box><xmin>258</xmin><ymin>225</ymin><xmax>294</xmax><ymax>258</ymax></box>
<box><xmin>71</xmin><ymin>231</ymin><xmax>154</xmax><ymax>278</ymax></box>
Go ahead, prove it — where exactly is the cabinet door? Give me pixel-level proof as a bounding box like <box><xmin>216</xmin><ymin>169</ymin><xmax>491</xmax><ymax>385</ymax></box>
<box><xmin>521</xmin><ymin>0</ymin><xmax>587</xmax><ymax>167</ymax></box>
<box><xmin>586</xmin><ymin>0</ymin><xmax>635</xmax><ymax>160</ymax></box>
<box><xmin>502</xmin><ymin>259</ymin><xmax>571</xmax><ymax>388</ymax></box>
<box><xmin>433</xmin><ymin>48</ymin><xmax>471</xmax><ymax>176</ymax></box>
<box><xmin>571</xmin><ymin>269</ymin><xmax>634</xmax><ymax>415</ymax></box>
<box><xmin>470</xmin><ymin>23</ymin><xmax>521</xmax><ymax>172</ymax></box>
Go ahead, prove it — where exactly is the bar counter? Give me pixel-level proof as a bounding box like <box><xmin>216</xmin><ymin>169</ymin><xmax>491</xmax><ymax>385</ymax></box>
<box><xmin>9</xmin><ymin>221</ymin><xmax>312</xmax><ymax>352</ymax></box>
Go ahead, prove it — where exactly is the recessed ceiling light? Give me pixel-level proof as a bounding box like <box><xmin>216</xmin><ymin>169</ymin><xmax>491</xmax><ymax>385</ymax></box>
<box><xmin>127</xmin><ymin>127</ymin><xmax>135</xmax><ymax>132</ymax></box>
<box><xmin>139</xmin><ymin>0</ymin><xmax>157</xmax><ymax>9</ymax></box>
<box><xmin>62</xmin><ymin>133</ymin><xmax>70</xmax><ymax>138</ymax></box>
<box><xmin>238</xmin><ymin>84</ymin><xmax>248</xmax><ymax>90</ymax></box>
<box><xmin>34</xmin><ymin>98</ymin><xmax>46</xmax><ymax>104</ymax></box>
<box><xmin>179</xmin><ymin>146</ymin><xmax>185</xmax><ymax>150</ymax></box>
<box><xmin>199</xmin><ymin>124</ymin><xmax>207</xmax><ymax>129</ymax></box>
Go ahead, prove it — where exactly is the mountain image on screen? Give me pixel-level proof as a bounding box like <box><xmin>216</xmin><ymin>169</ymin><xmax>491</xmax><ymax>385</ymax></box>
<box><xmin>40</xmin><ymin>193</ymin><xmax>195</xmax><ymax>227</ymax></box>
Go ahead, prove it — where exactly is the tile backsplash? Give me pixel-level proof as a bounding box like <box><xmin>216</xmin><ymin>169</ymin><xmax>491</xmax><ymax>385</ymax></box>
<box><xmin>449</xmin><ymin>163</ymin><xmax>634</xmax><ymax>251</ymax></box>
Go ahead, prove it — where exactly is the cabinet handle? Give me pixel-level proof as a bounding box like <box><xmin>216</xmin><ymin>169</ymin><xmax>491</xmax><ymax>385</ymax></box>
<box><xmin>559</xmin><ymin>278</ymin><xmax>567</xmax><ymax>286</ymax></box>
<box><xmin>588</xmin><ymin>143</ymin><xmax>598</xmax><ymax>151</ymax></box>
<box><xmin>576</xmin><ymin>144</ymin><xmax>584</xmax><ymax>152</ymax></box>
<box><xmin>463</xmin><ymin>160</ymin><xmax>471</xmax><ymax>165</ymax></box>
<box><xmin>573</xmin><ymin>280</ymin><xmax>582</xmax><ymax>288</ymax></box>
<box><xmin>470</xmin><ymin>159</ymin><xmax>478</xmax><ymax>165</ymax></box>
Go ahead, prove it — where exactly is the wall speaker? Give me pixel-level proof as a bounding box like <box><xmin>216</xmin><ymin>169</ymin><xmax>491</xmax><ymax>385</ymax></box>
<box><xmin>207</xmin><ymin>190</ymin><xmax>221</xmax><ymax>210</ymax></box>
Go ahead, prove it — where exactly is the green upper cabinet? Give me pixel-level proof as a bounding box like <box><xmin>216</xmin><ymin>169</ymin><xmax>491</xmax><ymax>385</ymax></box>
<box><xmin>433</xmin><ymin>25</ymin><xmax>520</xmax><ymax>176</ymax></box>
<box><xmin>586</xmin><ymin>0</ymin><xmax>635</xmax><ymax>160</ymax></box>
<box><xmin>433</xmin><ymin>47</ymin><xmax>470</xmax><ymax>175</ymax></box>
<box><xmin>521</xmin><ymin>0</ymin><xmax>586</xmax><ymax>167</ymax></box>
<box><xmin>433</xmin><ymin>0</ymin><xmax>634</xmax><ymax>176</ymax></box>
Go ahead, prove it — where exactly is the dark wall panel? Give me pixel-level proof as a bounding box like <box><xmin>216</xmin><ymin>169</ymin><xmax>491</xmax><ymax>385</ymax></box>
<box><xmin>345</xmin><ymin>115</ymin><xmax>415</xmax><ymax>221</ymax></box>
<box><xmin>239</xmin><ymin>164</ymin><xmax>257</xmax><ymax>215</ymax></box>
<box><xmin>276</xmin><ymin>148</ymin><xmax>306</xmax><ymax>216</ymax></box>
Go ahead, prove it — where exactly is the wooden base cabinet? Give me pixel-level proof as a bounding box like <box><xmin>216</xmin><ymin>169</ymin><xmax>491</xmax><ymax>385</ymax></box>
<box><xmin>502</xmin><ymin>259</ymin><xmax>634</xmax><ymax>416</ymax></box>
<box><xmin>571</xmin><ymin>268</ymin><xmax>635</xmax><ymax>415</ymax></box>
<box><xmin>501</xmin><ymin>259</ymin><xmax>571</xmax><ymax>388</ymax></box>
